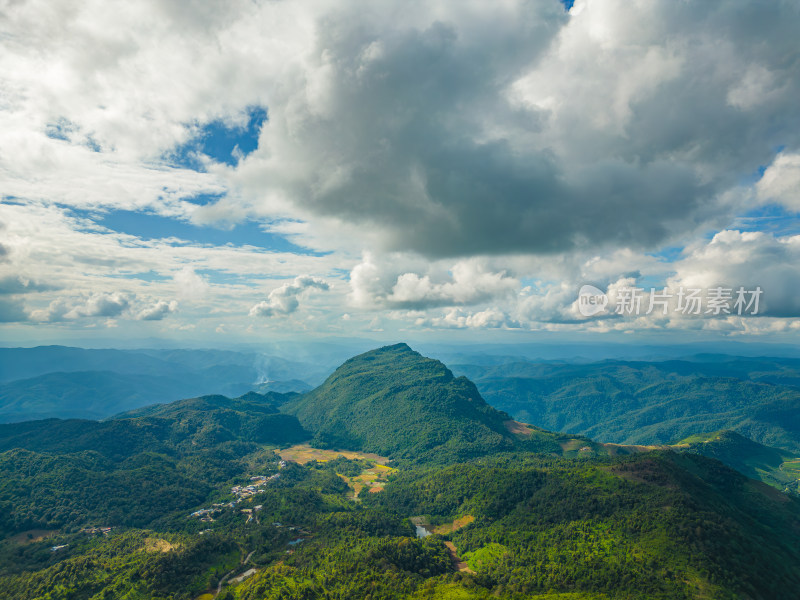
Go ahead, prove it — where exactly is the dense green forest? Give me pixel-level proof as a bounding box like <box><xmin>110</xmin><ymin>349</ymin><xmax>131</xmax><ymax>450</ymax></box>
<box><xmin>2</xmin><ymin>345</ymin><xmax>799</xmax><ymax>599</ymax></box>
<box><xmin>365</xmin><ymin>452</ymin><xmax>800</xmax><ymax>599</ymax></box>
<box><xmin>0</xmin><ymin>391</ymin><xmax>308</xmax><ymax>537</ymax></box>
<box><xmin>4</xmin><ymin>448</ymin><xmax>799</xmax><ymax>599</ymax></box>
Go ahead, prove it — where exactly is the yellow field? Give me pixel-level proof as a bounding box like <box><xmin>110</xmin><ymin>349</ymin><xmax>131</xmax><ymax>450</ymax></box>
<box><xmin>433</xmin><ymin>515</ymin><xmax>475</xmax><ymax>535</ymax></box>
<box><xmin>355</xmin><ymin>464</ymin><xmax>395</xmax><ymax>495</ymax></box>
<box><xmin>279</xmin><ymin>444</ymin><xmax>395</xmax><ymax>497</ymax></box>
<box><xmin>781</xmin><ymin>458</ymin><xmax>800</xmax><ymax>474</ymax></box>
<box><xmin>144</xmin><ymin>537</ymin><xmax>179</xmax><ymax>553</ymax></box>
<box><xmin>278</xmin><ymin>443</ymin><xmax>392</xmax><ymax>465</ymax></box>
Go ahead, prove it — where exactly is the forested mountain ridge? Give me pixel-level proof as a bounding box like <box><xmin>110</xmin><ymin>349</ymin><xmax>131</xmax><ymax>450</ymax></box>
<box><xmin>675</xmin><ymin>429</ymin><xmax>800</xmax><ymax>494</ymax></box>
<box><xmin>2</xmin><ymin>345</ymin><xmax>800</xmax><ymax>599</ymax></box>
<box><xmin>456</xmin><ymin>357</ymin><xmax>800</xmax><ymax>452</ymax></box>
<box><xmin>281</xmin><ymin>343</ymin><xmax>519</xmax><ymax>463</ymax></box>
<box><xmin>0</xmin><ymin>391</ymin><xmax>308</xmax><ymax>457</ymax></box>
<box><xmin>0</xmin><ymin>392</ymin><xmax>310</xmax><ymax>539</ymax></box>
<box><xmin>363</xmin><ymin>451</ymin><xmax>800</xmax><ymax>599</ymax></box>
<box><xmin>115</xmin><ymin>390</ymin><xmax>298</xmax><ymax>422</ymax></box>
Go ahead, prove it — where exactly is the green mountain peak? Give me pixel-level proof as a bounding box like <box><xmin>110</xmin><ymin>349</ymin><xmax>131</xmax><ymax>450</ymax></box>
<box><xmin>282</xmin><ymin>344</ymin><xmax>516</xmax><ymax>463</ymax></box>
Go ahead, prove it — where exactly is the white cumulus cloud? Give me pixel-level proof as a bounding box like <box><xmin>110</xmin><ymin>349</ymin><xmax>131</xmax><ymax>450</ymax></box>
<box><xmin>250</xmin><ymin>275</ymin><xmax>329</xmax><ymax>318</ymax></box>
<box><xmin>350</xmin><ymin>254</ymin><xmax>518</xmax><ymax>310</ymax></box>
<box><xmin>137</xmin><ymin>300</ymin><xmax>178</xmax><ymax>321</ymax></box>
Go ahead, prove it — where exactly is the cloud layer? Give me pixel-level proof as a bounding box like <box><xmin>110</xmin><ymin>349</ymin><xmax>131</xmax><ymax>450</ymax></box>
<box><xmin>230</xmin><ymin>0</ymin><xmax>800</xmax><ymax>257</ymax></box>
<box><xmin>1</xmin><ymin>0</ymin><xmax>798</xmax><ymax>340</ymax></box>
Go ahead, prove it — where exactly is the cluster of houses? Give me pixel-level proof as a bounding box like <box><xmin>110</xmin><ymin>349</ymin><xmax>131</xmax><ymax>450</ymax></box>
<box><xmin>231</xmin><ymin>473</ymin><xmax>281</xmax><ymax>500</ymax></box>
<box><xmin>188</xmin><ymin>471</ymin><xmax>282</xmax><ymax>524</ymax></box>
<box><xmin>189</xmin><ymin>507</ymin><xmax>222</xmax><ymax>522</ymax></box>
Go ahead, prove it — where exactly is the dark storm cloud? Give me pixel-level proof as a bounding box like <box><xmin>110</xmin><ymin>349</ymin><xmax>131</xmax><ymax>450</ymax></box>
<box><xmin>236</xmin><ymin>0</ymin><xmax>800</xmax><ymax>258</ymax></box>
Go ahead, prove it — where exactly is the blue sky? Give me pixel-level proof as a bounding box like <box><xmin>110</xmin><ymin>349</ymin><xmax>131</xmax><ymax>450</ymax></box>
<box><xmin>96</xmin><ymin>209</ymin><xmax>320</xmax><ymax>255</ymax></box>
<box><xmin>1</xmin><ymin>0</ymin><xmax>799</xmax><ymax>346</ymax></box>
<box><xmin>167</xmin><ymin>107</ymin><xmax>267</xmax><ymax>170</ymax></box>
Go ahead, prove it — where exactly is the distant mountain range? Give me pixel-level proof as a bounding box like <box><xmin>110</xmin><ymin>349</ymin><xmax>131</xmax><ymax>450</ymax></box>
<box><xmin>454</xmin><ymin>356</ymin><xmax>800</xmax><ymax>453</ymax></box>
<box><xmin>7</xmin><ymin>345</ymin><xmax>800</xmax><ymax>464</ymax></box>
<box><xmin>1</xmin><ymin>344</ymin><xmax>800</xmax><ymax>598</ymax></box>
<box><xmin>0</xmin><ymin>346</ymin><xmax>328</xmax><ymax>423</ymax></box>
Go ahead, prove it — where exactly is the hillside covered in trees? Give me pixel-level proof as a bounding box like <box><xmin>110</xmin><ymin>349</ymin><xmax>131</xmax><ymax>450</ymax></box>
<box><xmin>1</xmin><ymin>345</ymin><xmax>799</xmax><ymax>599</ymax></box>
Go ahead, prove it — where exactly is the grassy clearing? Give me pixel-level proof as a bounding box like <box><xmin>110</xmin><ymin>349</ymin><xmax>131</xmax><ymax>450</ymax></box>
<box><xmin>143</xmin><ymin>537</ymin><xmax>179</xmax><ymax>553</ymax></box>
<box><xmin>432</xmin><ymin>515</ymin><xmax>474</xmax><ymax>535</ymax></box>
<box><xmin>503</xmin><ymin>420</ymin><xmax>534</xmax><ymax>438</ymax></box>
<box><xmin>354</xmin><ymin>464</ymin><xmax>395</xmax><ymax>495</ymax></box>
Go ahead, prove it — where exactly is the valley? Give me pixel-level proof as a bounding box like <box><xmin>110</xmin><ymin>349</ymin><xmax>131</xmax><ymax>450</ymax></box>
<box><xmin>0</xmin><ymin>344</ymin><xmax>799</xmax><ymax>599</ymax></box>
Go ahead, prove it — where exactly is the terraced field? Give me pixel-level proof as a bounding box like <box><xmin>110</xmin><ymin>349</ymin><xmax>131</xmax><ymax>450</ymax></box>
<box><xmin>279</xmin><ymin>444</ymin><xmax>396</xmax><ymax>497</ymax></box>
<box><xmin>278</xmin><ymin>443</ymin><xmax>391</xmax><ymax>465</ymax></box>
